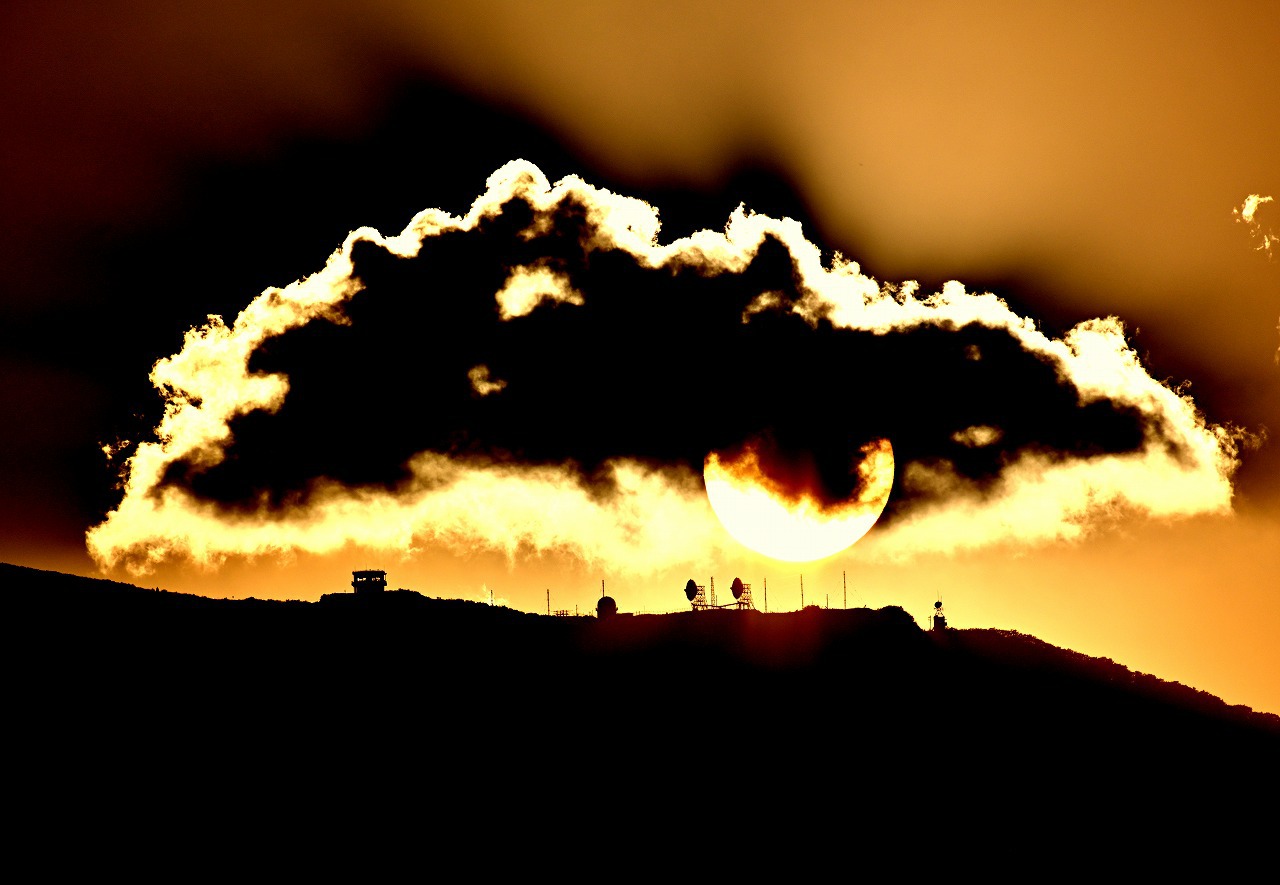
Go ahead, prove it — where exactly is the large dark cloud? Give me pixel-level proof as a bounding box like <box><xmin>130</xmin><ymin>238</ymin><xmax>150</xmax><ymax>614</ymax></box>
<box><xmin>4</xmin><ymin>68</ymin><xmax>823</xmax><ymax>557</ymax></box>
<box><xmin>156</xmin><ymin>181</ymin><xmax>1154</xmax><ymax>522</ymax></box>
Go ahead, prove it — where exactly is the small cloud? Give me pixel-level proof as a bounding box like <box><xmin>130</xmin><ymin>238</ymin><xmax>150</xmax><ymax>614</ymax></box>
<box><xmin>952</xmin><ymin>425</ymin><xmax>1003</xmax><ymax>447</ymax></box>
<box><xmin>468</xmin><ymin>364</ymin><xmax>507</xmax><ymax>396</ymax></box>
<box><xmin>1233</xmin><ymin>194</ymin><xmax>1277</xmax><ymax>258</ymax></box>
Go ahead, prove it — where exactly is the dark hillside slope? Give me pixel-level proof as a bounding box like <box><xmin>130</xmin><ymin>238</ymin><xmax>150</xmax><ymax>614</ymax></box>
<box><xmin>5</xmin><ymin>561</ymin><xmax>1277</xmax><ymax>857</ymax></box>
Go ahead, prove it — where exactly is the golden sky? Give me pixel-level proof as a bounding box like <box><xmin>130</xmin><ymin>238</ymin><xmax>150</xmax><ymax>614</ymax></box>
<box><xmin>2</xmin><ymin>1</ymin><xmax>1277</xmax><ymax>714</ymax></box>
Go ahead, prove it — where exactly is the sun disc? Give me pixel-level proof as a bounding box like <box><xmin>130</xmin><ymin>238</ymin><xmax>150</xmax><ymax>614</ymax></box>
<box><xmin>703</xmin><ymin>438</ymin><xmax>894</xmax><ymax>562</ymax></box>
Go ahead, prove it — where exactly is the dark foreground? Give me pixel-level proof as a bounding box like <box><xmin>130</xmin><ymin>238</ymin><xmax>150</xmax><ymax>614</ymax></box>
<box><xmin>6</xmin><ymin>562</ymin><xmax>1277</xmax><ymax>867</ymax></box>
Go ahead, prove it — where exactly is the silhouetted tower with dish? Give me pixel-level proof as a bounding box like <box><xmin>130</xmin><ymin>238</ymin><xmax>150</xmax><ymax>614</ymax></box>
<box><xmin>684</xmin><ymin>576</ymin><xmax>755</xmax><ymax>611</ymax></box>
<box><xmin>685</xmin><ymin>578</ymin><xmax>709</xmax><ymax>610</ymax></box>
<box><xmin>352</xmin><ymin>569</ymin><xmax>387</xmax><ymax>597</ymax></box>
<box><xmin>931</xmin><ymin>598</ymin><xmax>948</xmax><ymax>631</ymax></box>
<box><xmin>729</xmin><ymin>577</ymin><xmax>755</xmax><ymax>610</ymax></box>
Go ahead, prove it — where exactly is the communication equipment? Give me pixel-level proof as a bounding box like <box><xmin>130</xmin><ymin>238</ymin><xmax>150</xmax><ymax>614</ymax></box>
<box><xmin>932</xmin><ymin>598</ymin><xmax>948</xmax><ymax>631</ymax></box>
<box><xmin>682</xmin><ymin>576</ymin><xmax>754</xmax><ymax>611</ymax></box>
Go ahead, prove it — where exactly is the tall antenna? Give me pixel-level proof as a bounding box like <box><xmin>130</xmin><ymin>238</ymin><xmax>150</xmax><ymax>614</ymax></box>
<box><xmin>843</xmin><ymin>570</ymin><xmax>847</xmax><ymax>609</ymax></box>
<box><xmin>601</xmin><ymin>579</ymin><xmax>605</xmax><ymax>598</ymax></box>
<box><xmin>764</xmin><ymin>577</ymin><xmax>768</xmax><ymax>612</ymax></box>
<box><xmin>546</xmin><ymin>588</ymin><xmax>550</xmax><ymax>616</ymax></box>
<box><xmin>800</xmin><ymin>574</ymin><xmax>804</xmax><ymax>609</ymax></box>
<box><xmin>710</xmin><ymin>576</ymin><xmax>716</xmax><ymax>608</ymax></box>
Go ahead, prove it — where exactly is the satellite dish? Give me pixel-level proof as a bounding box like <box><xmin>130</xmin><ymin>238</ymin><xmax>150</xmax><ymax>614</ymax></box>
<box><xmin>731</xmin><ymin>577</ymin><xmax>745</xmax><ymax>599</ymax></box>
<box><xmin>684</xmin><ymin>579</ymin><xmax>699</xmax><ymax>601</ymax></box>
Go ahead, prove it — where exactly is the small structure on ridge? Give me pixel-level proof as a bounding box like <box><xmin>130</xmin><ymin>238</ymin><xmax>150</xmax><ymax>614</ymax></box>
<box><xmin>684</xmin><ymin>576</ymin><xmax>755</xmax><ymax>611</ymax></box>
<box><xmin>352</xmin><ymin>569</ymin><xmax>387</xmax><ymax>597</ymax></box>
<box><xmin>931</xmin><ymin>598</ymin><xmax>948</xmax><ymax>631</ymax></box>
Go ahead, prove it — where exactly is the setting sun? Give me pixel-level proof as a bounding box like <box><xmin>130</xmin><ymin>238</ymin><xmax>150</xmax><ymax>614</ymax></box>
<box><xmin>703</xmin><ymin>438</ymin><xmax>894</xmax><ymax>562</ymax></box>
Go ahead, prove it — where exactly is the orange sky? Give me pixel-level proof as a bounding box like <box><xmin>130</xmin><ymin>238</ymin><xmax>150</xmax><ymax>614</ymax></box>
<box><xmin>1</xmin><ymin>1</ymin><xmax>1277</xmax><ymax>714</ymax></box>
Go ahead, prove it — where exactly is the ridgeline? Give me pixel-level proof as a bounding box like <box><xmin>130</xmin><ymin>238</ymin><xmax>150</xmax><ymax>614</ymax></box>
<box><xmin>6</xmin><ymin>561</ymin><xmax>1276</xmax><ymax>858</ymax></box>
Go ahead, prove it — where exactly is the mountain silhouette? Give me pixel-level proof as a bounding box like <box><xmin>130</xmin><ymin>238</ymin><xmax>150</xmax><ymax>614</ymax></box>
<box><xmin>6</xmin><ymin>561</ymin><xmax>1275</xmax><ymax>868</ymax></box>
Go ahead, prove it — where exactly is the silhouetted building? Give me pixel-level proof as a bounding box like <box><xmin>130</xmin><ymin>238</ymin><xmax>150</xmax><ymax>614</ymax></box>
<box><xmin>597</xmin><ymin>595</ymin><xmax>618</xmax><ymax>619</ymax></box>
<box><xmin>352</xmin><ymin>569</ymin><xmax>387</xmax><ymax>596</ymax></box>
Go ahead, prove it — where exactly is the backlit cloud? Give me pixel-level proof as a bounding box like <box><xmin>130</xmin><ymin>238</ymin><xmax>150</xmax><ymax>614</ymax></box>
<box><xmin>1234</xmin><ymin>194</ymin><xmax>1277</xmax><ymax>257</ymax></box>
<box><xmin>86</xmin><ymin>161</ymin><xmax>1244</xmax><ymax>574</ymax></box>
<box><xmin>1233</xmin><ymin>194</ymin><xmax>1280</xmax><ymax>366</ymax></box>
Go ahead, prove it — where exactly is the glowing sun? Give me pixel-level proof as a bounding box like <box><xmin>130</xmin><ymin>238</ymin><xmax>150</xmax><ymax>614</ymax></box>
<box><xmin>703</xmin><ymin>438</ymin><xmax>894</xmax><ymax>562</ymax></box>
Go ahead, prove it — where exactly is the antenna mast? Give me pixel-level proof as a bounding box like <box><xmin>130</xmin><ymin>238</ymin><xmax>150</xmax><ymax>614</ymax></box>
<box><xmin>800</xmin><ymin>574</ymin><xmax>804</xmax><ymax>609</ymax></box>
<box><xmin>932</xmin><ymin>595</ymin><xmax>948</xmax><ymax>631</ymax></box>
<box><xmin>843</xmin><ymin>570</ymin><xmax>847</xmax><ymax>609</ymax></box>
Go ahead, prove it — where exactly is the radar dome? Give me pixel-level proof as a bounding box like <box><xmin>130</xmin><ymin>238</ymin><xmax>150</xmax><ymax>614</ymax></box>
<box><xmin>934</xmin><ymin>600</ymin><xmax>943</xmax><ymax>609</ymax></box>
<box><xmin>597</xmin><ymin>596</ymin><xmax>618</xmax><ymax>618</ymax></box>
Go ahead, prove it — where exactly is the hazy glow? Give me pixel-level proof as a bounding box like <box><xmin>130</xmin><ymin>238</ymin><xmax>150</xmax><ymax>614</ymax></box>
<box><xmin>704</xmin><ymin>439</ymin><xmax>894</xmax><ymax>562</ymax></box>
<box><xmin>88</xmin><ymin>160</ymin><xmax>1242</xmax><ymax>575</ymax></box>
<box><xmin>90</xmin><ymin>453</ymin><xmax>731</xmax><ymax>577</ymax></box>
<box><xmin>862</xmin><ymin>440</ymin><xmax>1238</xmax><ymax>561</ymax></box>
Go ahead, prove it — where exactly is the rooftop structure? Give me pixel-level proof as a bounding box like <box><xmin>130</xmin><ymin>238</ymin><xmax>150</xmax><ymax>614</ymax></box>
<box><xmin>352</xmin><ymin>569</ymin><xmax>387</xmax><ymax>596</ymax></box>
